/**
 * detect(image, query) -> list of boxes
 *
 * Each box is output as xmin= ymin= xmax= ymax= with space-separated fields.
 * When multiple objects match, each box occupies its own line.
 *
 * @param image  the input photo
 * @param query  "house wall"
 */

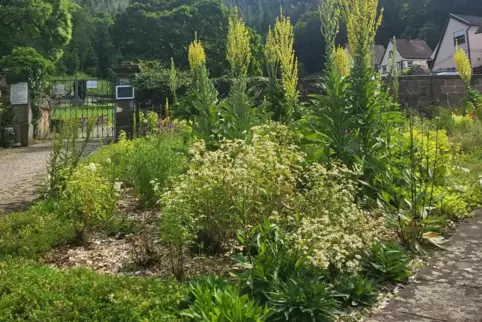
xmin=432 ymin=18 xmax=470 ymax=72
xmin=468 ymin=26 xmax=482 ymax=69
xmin=379 ymin=41 xmax=429 ymax=75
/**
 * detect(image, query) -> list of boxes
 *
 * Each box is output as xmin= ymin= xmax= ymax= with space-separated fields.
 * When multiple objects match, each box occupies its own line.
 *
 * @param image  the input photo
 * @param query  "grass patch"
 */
xmin=52 ymin=106 xmax=114 ymax=121
xmin=0 ymin=202 xmax=74 ymax=259
xmin=0 ymin=258 xmax=185 ymax=321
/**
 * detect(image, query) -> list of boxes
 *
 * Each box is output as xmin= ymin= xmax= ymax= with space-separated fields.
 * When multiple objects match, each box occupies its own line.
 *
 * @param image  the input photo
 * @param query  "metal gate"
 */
xmin=50 ymin=78 xmax=115 ymax=139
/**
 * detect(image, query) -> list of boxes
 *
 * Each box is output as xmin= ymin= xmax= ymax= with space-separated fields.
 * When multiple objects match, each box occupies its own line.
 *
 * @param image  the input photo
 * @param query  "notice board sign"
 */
xmin=87 ymin=80 xmax=98 ymax=89
xmin=10 ymin=82 xmax=28 ymax=105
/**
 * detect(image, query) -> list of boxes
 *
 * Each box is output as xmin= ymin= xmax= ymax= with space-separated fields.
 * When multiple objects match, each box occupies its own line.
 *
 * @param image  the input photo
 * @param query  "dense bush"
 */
xmin=287 ymin=163 xmax=384 ymax=272
xmin=160 ymin=123 xmax=304 ymax=252
xmin=161 ymin=123 xmax=383 ymax=276
xmin=0 ymin=202 xmax=74 ymax=259
xmin=63 ymin=162 xmax=120 ymax=244
xmin=89 ymin=130 xmax=188 ymax=206
xmin=0 ymin=258 xmax=185 ymax=321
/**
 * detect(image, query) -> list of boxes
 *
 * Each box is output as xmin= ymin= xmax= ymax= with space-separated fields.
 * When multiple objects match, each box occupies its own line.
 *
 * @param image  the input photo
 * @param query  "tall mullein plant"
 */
xmin=387 ymin=37 xmax=399 ymax=103
xmin=264 ymin=9 xmax=299 ymax=123
xmin=340 ymin=0 xmax=401 ymax=178
xmin=188 ymin=35 xmax=221 ymax=146
xmin=454 ymin=45 xmax=482 ymax=116
xmin=299 ymin=0 xmax=356 ymax=163
xmin=223 ymin=8 xmax=260 ymax=140
xmin=169 ymin=57 xmax=178 ymax=109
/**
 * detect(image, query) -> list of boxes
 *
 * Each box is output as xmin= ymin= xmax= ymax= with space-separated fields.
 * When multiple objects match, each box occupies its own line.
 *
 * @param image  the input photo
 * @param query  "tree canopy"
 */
xmin=3 ymin=0 xmax=482 ymax=79
xmin=0 ymin=0 xmax=72 ymax=60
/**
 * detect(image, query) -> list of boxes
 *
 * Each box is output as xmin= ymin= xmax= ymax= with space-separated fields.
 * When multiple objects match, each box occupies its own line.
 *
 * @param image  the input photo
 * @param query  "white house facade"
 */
xmin=432 ymin=14 xmax=482 ymax=73
xmin=379 ymin=39 xmax=433 ymax=76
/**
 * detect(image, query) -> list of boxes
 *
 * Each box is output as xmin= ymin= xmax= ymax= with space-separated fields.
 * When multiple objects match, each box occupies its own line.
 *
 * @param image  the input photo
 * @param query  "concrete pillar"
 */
xmin=9 ymin=82 xmax=33 ymax=146
xmin=111 ymin=62 xmax=139 ymax=140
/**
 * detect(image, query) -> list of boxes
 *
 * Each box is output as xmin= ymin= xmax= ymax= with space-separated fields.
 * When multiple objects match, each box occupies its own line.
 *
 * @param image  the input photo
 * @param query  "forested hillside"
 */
xmin=2 ymin=0 xmax=482 ymax=81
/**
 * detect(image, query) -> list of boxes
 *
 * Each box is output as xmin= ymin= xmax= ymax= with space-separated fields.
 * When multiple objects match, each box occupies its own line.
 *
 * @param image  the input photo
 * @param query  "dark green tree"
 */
xmin=0 ymin=0 xmax=72 ymax=60
xmin=112 ymin=0 xmax=230 ymax=76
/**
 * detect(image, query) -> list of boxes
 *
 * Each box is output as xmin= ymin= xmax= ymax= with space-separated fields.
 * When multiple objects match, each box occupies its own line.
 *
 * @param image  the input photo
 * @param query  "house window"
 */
xmin=407 ymin=61 xmax=413 ymax=68
xmin=382 ymin=66 xmax=387 ymax=74
xmin=397 ymin=61 xmax=403 ymax=70
xmin=454 ymin=30 xmax=466 ymax=46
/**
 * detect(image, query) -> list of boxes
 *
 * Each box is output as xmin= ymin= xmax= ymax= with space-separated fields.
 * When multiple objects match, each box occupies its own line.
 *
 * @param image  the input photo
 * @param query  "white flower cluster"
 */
xmin=160 ymin=123 xmax=384 ymax=272
xmin=288 ymin=163 xmax=384 ymax=272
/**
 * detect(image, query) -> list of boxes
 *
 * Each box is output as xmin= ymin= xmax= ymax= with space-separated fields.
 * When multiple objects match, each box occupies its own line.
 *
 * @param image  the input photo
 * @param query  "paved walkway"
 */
xmin=0 ymin=140 xmax=103 ymax=215
xmin=369 ymin=209 xmax=482 ymax=322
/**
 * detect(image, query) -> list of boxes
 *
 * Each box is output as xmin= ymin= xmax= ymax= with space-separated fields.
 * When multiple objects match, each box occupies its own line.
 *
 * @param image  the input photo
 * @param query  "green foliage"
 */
xmin=63 ymin=163 xmax=120 ymax=244
xmin=1 ymin=46 xmax=55 ymax=126
xmin=134 ymin=60 xmax=191 ymax=107
xmin=47 ymin=114 xmax=95 ymax=198
xmin=89 ymin=131 xmax=188 ymax=206
xmin=190 ymin=65 xmax=223 ymax=145
xmin=161 ymin=124 xmax=383 ymax=276
xmin=0 ymin=258 xmax=185 ymax=321
xmin=56 ymin=7 xmax=117 ymax=78
xmin=160 ymin=123 xmax=304 ymax=257
xmin=112 ymin=0 xmax=230 ymax=77
xmin=372 ymin=118 xmax=452 ymax=251
xmin=182 ymin=278 xmax=271 ymax=321
xmin=0 ymin=202 xmax=74 ymax=259
xmin=362 ymin=242 xmax=411 ymax=283
xmin=334 ymin=275 xmax=378 ymax=308
xmin=1 ymin=47 xmax=54 ymax=84
xmin=234 ymin=221 xmax=339 ymax=322
xmin=0 ymin=0 xmax=72 ymax=60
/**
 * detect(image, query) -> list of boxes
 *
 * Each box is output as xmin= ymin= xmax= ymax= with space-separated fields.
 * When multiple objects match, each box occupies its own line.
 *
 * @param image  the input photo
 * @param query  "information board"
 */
xmin=87 ymin=80 xmax=98 ymax=89
xmin=10 ymin=82 xmax=28 ymax=105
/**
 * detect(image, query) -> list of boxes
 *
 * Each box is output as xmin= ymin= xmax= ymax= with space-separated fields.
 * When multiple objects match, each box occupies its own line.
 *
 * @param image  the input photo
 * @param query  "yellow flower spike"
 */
xmin=454 ymin=45 xmax=472 ymax=86
xmin=188 ymin=33 xmax=206 ymax=72
xmin=333 ymin=46 xmax=350 ymax=77
xmin=227 ymin=8 xmax=251 ymax=78
xmin=339 ymin=0 xmax=383 ymax=68
xmin=265 ymin=7 xmax=299 ymax=120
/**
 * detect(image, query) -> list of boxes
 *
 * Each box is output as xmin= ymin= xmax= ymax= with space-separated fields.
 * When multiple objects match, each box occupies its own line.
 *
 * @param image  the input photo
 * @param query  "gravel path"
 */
xmin=0 ymin=140 xmax=103 ymax=215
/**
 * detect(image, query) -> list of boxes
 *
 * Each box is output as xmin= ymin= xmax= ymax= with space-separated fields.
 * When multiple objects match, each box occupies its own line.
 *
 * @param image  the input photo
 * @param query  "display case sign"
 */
xmin=54 ymin=84 xmax=65 ymax=95
xmin=10 ymin=82 xmax=28 ymax=105
xmin=87 ymin=80 xmax=98 ymax=89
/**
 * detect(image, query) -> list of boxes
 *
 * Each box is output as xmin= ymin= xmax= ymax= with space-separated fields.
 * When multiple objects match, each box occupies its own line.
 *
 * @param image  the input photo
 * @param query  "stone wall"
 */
xmin=398 ymin=75 xmax=482 ymax=109
xmin=298 ymin=75 xmax=482 ymax=110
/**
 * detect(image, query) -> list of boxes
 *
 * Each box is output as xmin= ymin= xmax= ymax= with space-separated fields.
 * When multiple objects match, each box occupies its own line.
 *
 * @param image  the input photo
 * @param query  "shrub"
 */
xmin=334 ymin=275 xmax=378 ymax=308
xmin=234 ymin=221 xmax=338 ymax=322
xmin=160 ymin=123 xmax=304 ymax=257
xmin=0 ymin=258 xmax=185 ymax=321
xmin=161 ymin=123 xmax=383 ymax=276
xmin=286 ymin=163 xmax=384 ymax=272
xmin=0 ymin=202 xmax=74 ymax=259
xmin=89 ymin=131 xmax=188 ymax=206
xmin=63 ymin=163 xmax=120 ymax=244
xmin=403 ymin=126 xmax=452 ymax=183
xmin=362 ymin=242 xmax=411 ymax=283
xmin=48 ymin=115 xmax=95 ymax=198
xmin=182 ymin=278 xmax=270 ymax=322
